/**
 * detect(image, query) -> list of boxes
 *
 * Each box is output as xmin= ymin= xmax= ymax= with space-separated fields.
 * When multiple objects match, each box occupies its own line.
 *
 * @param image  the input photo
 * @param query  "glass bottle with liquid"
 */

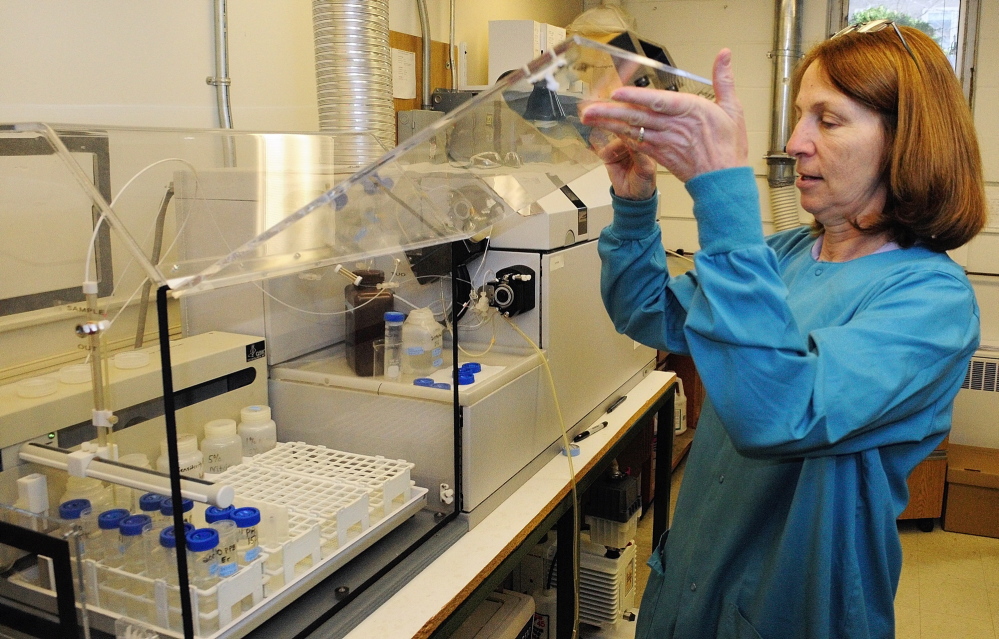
xmin=345 ymin=270 xmax=394 ymax=377
xmin=232 ymin=507 xmax=261 ymax=565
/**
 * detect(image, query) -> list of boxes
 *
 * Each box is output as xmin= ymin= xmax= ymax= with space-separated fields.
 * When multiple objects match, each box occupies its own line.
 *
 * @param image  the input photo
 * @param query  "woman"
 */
xmin=579 ymin=22 xmax=986 ymax=639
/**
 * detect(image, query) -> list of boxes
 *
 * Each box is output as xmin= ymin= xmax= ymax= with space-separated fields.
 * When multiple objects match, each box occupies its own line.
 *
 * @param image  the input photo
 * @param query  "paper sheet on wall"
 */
xmin=392 ymin=48 xmax=416 ymax=100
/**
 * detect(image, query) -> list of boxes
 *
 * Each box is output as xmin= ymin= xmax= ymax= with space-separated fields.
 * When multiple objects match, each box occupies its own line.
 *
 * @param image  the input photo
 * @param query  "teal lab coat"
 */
xmin=598 ymin=167 xmax=979 ymax=639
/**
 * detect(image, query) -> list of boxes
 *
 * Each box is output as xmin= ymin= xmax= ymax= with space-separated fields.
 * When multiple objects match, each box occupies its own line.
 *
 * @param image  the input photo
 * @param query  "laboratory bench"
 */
xmin=265 ymin=370 xmax=678 ymax=639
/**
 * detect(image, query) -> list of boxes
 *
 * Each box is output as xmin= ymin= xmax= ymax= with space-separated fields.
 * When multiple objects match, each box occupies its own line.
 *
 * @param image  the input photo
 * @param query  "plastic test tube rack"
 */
xmin=252 ymin=442 xmax=414 ymax=521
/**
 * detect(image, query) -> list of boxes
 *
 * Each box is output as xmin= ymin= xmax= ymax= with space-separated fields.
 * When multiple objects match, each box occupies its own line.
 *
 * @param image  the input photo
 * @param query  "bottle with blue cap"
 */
xmin=160 ymin=497 xmax=195 ymax=525
xmin=186 ymin=527 xmax=221 ymax=589
xmin=232 ymin=507 xmax=261 ymax=565
xmin=113 ymin=514 xmax=153 ymax=618
xmin=58 ymin=498 xmax=97 ymax=552
xmin=402 ymin=307 xmax=444 ymax=376
xmin=93 ymin=508 xmax=130 ymax=561
xmin=138 ymin=493 xmax=165 ymax=526
xmin=383 ymin=311 xmax=405 ymax=381
xmin=144 ymin=524 xmax=192 ymax=632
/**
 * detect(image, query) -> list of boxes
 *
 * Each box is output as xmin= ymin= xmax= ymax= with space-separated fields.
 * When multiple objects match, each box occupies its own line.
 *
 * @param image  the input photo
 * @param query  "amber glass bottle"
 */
xmin=345 ymin=270 xmax=394 ymax=376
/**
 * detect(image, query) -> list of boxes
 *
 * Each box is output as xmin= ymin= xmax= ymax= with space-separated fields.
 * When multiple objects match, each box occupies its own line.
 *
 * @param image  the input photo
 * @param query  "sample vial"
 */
xmin=144 ymin=524 xmax=192 ymax=633
xmin=238 ymin=405 xmax=278 ymax=457
xmin=209 ymin=519 xmax=239 ymax=578
xmin=138 ymin=493 xmax=166 ymax=526
xmin=185 ymin=528 xmax=220 ymax=589
xmin=95 ymin=508 xmax=131 ymax=560
xmin=161 ymin=498 xmax=195 ymax=525
xmin=201 ymin=418 xmax=243 ymax=475
xmin=402 ymin=307 xmax=444 ymax=375
xmin=118 ymin=514 xmax=154 ymax=619
xmin=345 ymin=270 xmax=394 ymax=377
xmin=58 ymin=499 xmax=96 ymax=553
xmin=156 ymin=434 xmax=204 ymax=478
xmin=383 ymin=311 xmax=405 ymax=381
xmin=232 ymin=507 xmax=261 ymax=565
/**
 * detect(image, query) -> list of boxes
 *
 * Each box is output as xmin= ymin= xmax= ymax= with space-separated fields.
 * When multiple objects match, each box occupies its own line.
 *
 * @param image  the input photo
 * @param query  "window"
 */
xmin=830 ymin=0 xmax=981 ymax=100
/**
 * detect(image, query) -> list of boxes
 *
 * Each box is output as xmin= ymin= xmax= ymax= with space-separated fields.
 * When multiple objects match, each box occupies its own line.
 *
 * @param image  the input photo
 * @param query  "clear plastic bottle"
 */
xmin=238 ymin=405 xmax=277 ymax=457
xmin=232 ymin=507 xmax=261 ymax=565
xmin=201 ymin=419 xmax=242 ymax=475
xmin=118 ymin=514 xmax=153 ymax=618
xmin=402 ymin=307 xmax=444 ymax=375
xmin=144 ymin=524 xmax=191 ymax=633
xmin=185 ymin=528 xmax=220 ymax=589
xmin=383 ymin=311 xmax=405 ymax=381
xmin=94 ymin=508 xmax=131 ymax=561
xmin=185 ymin=528 xmax=221 ymax=635
xmin=209 ymin=519 xmax=239 ymax=578
xmin=138 ymin=493 xmax=166 ymax=528
xmin=58 ymin=498 xmax=96 ymax=557
xmin=156 ymin=434 xmax=204 ymax=478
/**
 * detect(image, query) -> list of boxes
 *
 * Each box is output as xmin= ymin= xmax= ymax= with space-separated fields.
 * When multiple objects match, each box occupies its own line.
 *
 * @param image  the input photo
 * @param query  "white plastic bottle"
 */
xmin=238 ymin=405 xmax=277 ymax=457
xmin=156 ymin=434 xmax=204 ymax=478
xmin=402 ymin=307 xmax=444 ymax=376
xmin=60 ymin=476 xmax=114 ymax=514
xmin=201 ymin=419 xmax=243 ymax=475
xmin=383 ymin=312 xmax=405 ymax=381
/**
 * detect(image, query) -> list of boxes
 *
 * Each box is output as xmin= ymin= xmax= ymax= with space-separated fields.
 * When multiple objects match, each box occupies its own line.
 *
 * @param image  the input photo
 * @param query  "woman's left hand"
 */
xmin=580 ymin=49 xmax=749 ymax=183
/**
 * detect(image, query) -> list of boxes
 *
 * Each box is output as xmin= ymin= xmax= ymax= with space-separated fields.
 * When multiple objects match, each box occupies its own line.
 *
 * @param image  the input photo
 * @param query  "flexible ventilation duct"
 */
xmin=313 ymin=0 xmax=395 ymax=160
xmin=766 ymin=0 xmax=803 ymax=232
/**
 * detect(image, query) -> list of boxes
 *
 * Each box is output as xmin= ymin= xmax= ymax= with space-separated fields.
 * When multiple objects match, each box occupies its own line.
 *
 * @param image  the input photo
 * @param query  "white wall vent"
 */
xmin=952 ymin=346 xmax=999 ymax=448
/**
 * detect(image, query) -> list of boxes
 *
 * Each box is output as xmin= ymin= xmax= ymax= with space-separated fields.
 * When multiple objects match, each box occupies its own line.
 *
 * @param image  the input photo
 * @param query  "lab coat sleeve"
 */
xmin=598 ymin=188 xmax=698 ymax=355
xmin=683 ymin=167 xmax=980 ymax=458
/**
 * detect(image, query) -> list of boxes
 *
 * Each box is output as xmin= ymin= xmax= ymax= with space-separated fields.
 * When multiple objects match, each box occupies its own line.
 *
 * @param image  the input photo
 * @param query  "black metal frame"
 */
xmin=0 ymin=519 xmax=81 ymax=638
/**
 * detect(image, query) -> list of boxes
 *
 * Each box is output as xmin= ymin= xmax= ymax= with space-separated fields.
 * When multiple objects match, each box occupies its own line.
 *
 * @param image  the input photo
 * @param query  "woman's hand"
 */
xmin=580 ymin=49 xmax=748 ymax=184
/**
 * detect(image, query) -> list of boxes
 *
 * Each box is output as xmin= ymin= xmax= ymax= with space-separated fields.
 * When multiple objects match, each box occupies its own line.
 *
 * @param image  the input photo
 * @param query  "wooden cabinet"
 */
xmin=898 ymin=437 xmax=948 ymax=530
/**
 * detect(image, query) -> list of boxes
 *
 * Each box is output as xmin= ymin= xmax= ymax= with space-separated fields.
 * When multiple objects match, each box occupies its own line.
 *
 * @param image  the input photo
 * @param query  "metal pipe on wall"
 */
xmin=766 ymin=0 xmax=804 ymax=232
xmin=210 ymin=0 xmax=234 ymax=130
xmin=417 ymin=0 xmax=433 ymax=110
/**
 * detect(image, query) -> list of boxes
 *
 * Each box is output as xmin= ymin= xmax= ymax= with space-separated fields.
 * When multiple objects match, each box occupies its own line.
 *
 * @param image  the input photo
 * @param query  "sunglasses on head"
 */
xmin=832 ymin=19 xmax=918 ymax=65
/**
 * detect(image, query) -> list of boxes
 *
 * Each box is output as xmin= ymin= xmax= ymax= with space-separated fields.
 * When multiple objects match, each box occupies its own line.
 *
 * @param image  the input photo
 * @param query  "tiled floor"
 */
xmin=634 ymin=457 xmax=999 ymax=638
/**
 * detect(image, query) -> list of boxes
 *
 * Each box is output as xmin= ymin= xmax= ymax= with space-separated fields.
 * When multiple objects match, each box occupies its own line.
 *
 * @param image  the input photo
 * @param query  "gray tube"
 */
xmin=766 ymin=0 xmax=803 ymax=232
xmin=417 ymin=0 xmax=433 ymax=109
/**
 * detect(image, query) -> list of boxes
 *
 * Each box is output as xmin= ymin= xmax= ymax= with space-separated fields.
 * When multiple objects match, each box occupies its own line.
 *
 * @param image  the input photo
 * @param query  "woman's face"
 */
xmin=786 ymin=62 xmax=888 ymax=227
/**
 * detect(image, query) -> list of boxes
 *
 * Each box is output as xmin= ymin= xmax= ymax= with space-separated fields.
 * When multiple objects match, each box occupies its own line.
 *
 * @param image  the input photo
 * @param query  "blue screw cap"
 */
xmin=185 ymin=527 xmax=219 ymax=552
xmin=432 ymin=382 xmax=451 ymax=390
xmin=384 ymin=311 xmax=405 ymax=322
xmin=413 ymin=378 xmax=435 ymax=387
xmin=119 ymin=514 xmax=152 ymax=537
xmin=458 ymin=371 xmax=475 ymax=385
xmin=159 ymin=523 xmax=195 ymax=548
xmin=231 ymin=507 xmax=261 ymax=528
xmin=138 ymin=493 xmax=165 ymax=513
xmin=98 ymin=508 xmax=131 ymax=530
xmin=205 ymin=505 xmax=235 ymax=523
xmin=460 ymin=362 xmax=482 ymax=373
xmin=59 ymin=499 xmax=92 ymax=520
xmin=161 ymin=497 xmax=194 ymax=516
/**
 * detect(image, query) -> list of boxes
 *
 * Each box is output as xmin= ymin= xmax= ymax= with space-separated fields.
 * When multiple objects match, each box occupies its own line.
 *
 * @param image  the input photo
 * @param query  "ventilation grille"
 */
xmin=962 ymin=357 xmax=999 ymax=392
